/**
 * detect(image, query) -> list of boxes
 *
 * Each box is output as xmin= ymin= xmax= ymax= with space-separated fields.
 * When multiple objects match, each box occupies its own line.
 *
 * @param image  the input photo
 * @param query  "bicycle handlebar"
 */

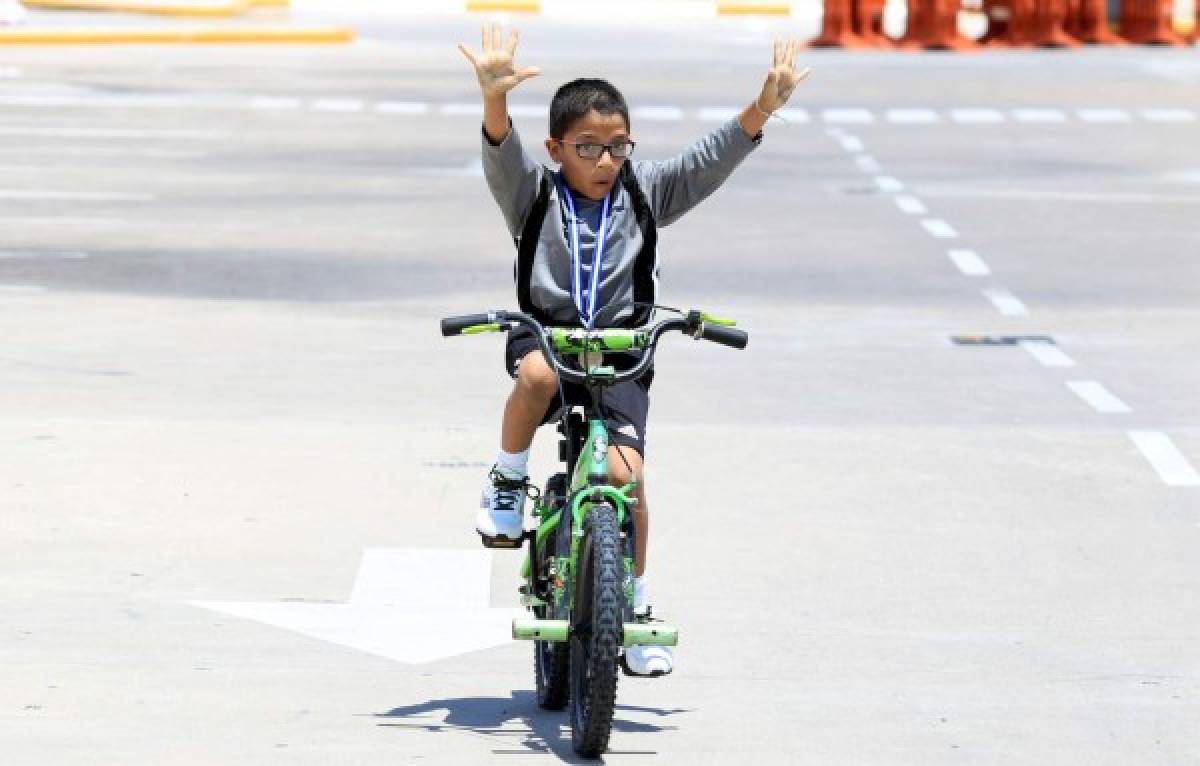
xmin=440 ymin=309 xmax=747 ymax=385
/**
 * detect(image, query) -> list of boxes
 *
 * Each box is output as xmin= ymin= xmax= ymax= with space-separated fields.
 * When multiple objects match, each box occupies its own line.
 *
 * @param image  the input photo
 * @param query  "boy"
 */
xmin=458 ymin=24 xmax=809 ymax=676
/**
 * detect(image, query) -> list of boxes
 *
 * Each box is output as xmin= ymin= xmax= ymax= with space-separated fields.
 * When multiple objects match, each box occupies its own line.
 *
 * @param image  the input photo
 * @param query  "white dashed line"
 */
xmin=374 ymin=101 xmax=430 ymax=115
xmin=0 ymin=126 xmax=226 ymax=140
xmin=698 ymin=107 xmax=740 ymax=122
xmin=823 ymin=108 xmax=875 ymax=124
xmin=1078 ymin=108 xmax=1132 ymax=123
xmin=508 ymin=104 xmax=549 ymax=118
xmin=633 ymin=106 xmax=684 ymax=121
xmin=1066 ymin=381 xmax=1132 ymax=414
xmin=0 ymin=216 xmax=130 ymax=226
xmin=855 ymin=155 xmax=882 ymax=173
xmin=1019 ymin=340 xmax=1075 ymax=367
xmin=950 ymin=108 xmax=1006 ymax=124
xmin=874 ymin=175 xmax=904 ymax=193
xmin=776 ymin=108 xmax=811 ymax=123
xmin=947 ymin=249 xmax=990 ymax=276
xmin=982 ymin=287 xmax=1029 ymax=316
xmin=1013 ymin=108 xmax=1068 ymax=123
xmin=886 ymin=108 xmax=940 ymax=124
xmin=0 ymin=67 xmax=24 ymax=78
xmin=248 ymin=96 xmax=301 ymax=110
xmin=439 ymin=102 xmax=482 ymax=116
xmin=311 ymin=99 xmax=365 ymax=113
xmin=1140 ymin=108 xmax=1197 ymax=123
xmin=0 ymin=284 xmax=48 ymax=294
xmin=921 ymin=218 xmax=958 ymax=239
xmin=838 ymin=135 xmax=865 ymax=153
xmin=894 ymin=194 xmax=928 ymax=215
xmin=0 ymin=190 xmax=154 ymax=202
xmin=1127 ymin=431 xmax=1200 ymax=487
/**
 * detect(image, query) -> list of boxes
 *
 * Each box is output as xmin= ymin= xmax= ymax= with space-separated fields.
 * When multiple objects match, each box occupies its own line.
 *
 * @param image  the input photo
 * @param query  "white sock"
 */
xmin=634 ymin=575 xmax=649 ymax=611
xmin=495 ymin=447 xmax=529 ymax=479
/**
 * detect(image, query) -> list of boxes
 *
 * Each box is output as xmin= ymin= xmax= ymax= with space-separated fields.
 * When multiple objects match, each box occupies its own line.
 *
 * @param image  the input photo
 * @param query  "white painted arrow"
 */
xmin=189 ymin=548 xmax=524 ymax=665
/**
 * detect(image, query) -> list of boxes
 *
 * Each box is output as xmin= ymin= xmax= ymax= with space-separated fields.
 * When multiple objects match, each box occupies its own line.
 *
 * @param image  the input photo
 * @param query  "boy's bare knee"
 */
xmin=515 ymin=352 xmax=558 ymax=401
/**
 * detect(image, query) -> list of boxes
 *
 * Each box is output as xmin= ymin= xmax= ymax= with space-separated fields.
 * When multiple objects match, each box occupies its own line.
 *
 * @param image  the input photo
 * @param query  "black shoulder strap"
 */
xmin=514 ymin=172 xmax=555 ymax=324
xmin=620 ymin=163 xmax=659 ymax=328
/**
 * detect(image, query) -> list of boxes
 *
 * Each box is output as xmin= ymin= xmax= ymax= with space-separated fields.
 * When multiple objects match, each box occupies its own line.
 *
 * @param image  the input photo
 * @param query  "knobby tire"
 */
xmin=569 ymin=503 xmax=622 ymax=758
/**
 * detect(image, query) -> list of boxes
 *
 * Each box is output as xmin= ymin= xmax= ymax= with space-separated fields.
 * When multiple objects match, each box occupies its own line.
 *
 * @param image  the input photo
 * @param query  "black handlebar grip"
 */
xmin=441 ymin=313 xmax=493 ymax=336
xmin=699 ymin=323 xmax=749 ymax=350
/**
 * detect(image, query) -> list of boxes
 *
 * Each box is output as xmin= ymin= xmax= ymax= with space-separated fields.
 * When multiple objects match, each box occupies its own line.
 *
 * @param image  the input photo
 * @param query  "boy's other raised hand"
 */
xmin=458 ymin=24 xmax=541 ymax=98
xmin=757 ymin=39 xmax=811 ymax=113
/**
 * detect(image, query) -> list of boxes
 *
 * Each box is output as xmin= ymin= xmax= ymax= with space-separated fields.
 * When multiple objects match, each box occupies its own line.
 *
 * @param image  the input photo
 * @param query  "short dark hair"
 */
xmin=548 ymin=78 xmax=630 ymax=139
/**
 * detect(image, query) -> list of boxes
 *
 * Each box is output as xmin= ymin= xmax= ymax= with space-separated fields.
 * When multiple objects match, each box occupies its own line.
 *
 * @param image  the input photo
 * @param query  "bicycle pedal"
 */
xmin=478 ymin=533 xmax=524 ymax=549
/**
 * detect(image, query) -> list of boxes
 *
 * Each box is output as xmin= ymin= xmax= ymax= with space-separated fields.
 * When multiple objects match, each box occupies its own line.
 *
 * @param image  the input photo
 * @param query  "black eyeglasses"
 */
xmin=559 ymin=139 xmax=636 ymax=160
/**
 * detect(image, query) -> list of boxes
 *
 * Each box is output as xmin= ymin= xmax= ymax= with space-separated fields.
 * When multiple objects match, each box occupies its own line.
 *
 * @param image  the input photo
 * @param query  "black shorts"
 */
xmin=505 ymin=326 xmax=653 ymax=456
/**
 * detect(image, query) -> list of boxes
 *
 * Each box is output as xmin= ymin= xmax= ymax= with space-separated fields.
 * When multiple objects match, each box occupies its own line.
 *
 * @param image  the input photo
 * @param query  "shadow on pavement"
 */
xmin=374 ymin=690 xmax=691 ymax=761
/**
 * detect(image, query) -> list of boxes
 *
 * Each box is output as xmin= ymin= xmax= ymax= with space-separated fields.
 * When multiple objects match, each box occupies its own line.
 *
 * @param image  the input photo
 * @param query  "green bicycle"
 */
xmin=440 ymin=307 xmax=747 ymax=758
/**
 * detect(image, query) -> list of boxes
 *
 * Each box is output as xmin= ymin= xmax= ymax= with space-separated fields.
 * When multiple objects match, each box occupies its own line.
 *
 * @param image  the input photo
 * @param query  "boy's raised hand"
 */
xmin=757 ymin=39 xmax=811 ymax=113
xmin=458 ymin=24 xmax=541 ymax=98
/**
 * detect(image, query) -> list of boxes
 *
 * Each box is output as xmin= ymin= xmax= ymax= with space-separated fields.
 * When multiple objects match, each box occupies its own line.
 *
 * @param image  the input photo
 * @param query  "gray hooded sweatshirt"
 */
xmin=482 ymin=116 xmax=760 ymax=328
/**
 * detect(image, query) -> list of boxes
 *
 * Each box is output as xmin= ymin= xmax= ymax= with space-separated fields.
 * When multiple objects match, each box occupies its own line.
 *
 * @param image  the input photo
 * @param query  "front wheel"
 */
xmin=569 ymin=503 xmax=622 ymax=758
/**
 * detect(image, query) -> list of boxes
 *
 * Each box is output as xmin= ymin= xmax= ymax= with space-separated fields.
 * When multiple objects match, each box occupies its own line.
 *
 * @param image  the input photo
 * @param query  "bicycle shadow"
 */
xmin=374 ymin=690 xmax=691 ymax=761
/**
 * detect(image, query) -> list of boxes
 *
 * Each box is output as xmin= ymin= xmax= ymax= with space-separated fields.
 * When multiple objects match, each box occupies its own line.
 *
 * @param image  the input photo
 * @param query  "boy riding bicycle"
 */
xmin=458 ymin=24 xmax=809 ymax=676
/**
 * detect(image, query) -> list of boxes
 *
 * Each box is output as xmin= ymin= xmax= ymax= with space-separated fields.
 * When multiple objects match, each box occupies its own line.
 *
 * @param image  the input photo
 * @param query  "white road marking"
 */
xmin=374 ymin=101 xmax=430 ymax=115
xmin=838 ymin=135 xmax=865 ymax=153
xmin=439 ymin=102 xmax=482 ymax=116
xmin=0 ymin=126 xmax=226 ymax=140
xmin=699 ymin=106 xmax=740 ymax=121
xmin=192 ymin=548 xmax=524 ymax=664
xmin=921 ymin=218 xmax=958 ymax=239
xmin=982 ymin=287 xmax=1029 ymax=316
xmin=248 ymin=96 xmax=301 ymax=110
xmin=1127 ymin=432 xmax=1200 ymax=487
xmin=950 ymin=108 xmax=1005 ymax=124
xmin=633 ymin=106 xmax=684 ymax=121
xmin=0 ymin=67 xmax=20 ymax=78
xmin=947 ymin=249 xmax=990 ymax=276
xmin=508 ymin=103 xmax=549 ymax=118
xmin=0 ymin=284 xmax=48 ymax=294
xmin=1013 ymin=108 xmax=1068 ymax=123
xmin=1140 ymin=108 xmax=1197 ymax=123
xmin=823 ymin=108 xmax=874 ymax=124
xmin=0 ymin=190 xmax=154 ymax=202
xmin=1019 ymin=340 xmax=1075 ymax=367
xmin=311 ymin=98 xmax=365 ymax=113
xmin=915 ymin=186 xmax=1200 ymax=205
xmin=1066 ymin=381 xmax=1132 ymax=414
xmin=776 ymin=108 xmax=810 ymax=123
xmin=0 ymin=216 xmax=129 ymax=226
xmin=886 ymin=108 xmax=939 ymax=124
xmin=856 ymin=155 xmax=882 ymax=173
xmin=874 ymin=175 xmax=904 ymax=193
xmin=894 ymin=194 xmax=928 ymax=215
xmin=0 ymin=145 xmax=204 ymax=159
xmin=1077 ymin=108 xmax=1132 ymax=123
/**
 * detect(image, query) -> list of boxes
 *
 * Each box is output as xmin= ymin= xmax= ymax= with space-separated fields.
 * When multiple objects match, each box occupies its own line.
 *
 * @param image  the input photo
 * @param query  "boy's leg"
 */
xmin=501 ymin=349 xmax=559 ymax=452
xmin=607 ymin=444 xmax=647 ymax=577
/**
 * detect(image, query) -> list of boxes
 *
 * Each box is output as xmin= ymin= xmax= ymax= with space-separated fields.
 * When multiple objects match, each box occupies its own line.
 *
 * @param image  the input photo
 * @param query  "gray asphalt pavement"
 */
xmin=2 ymin=17 xmax=1198 ymax=764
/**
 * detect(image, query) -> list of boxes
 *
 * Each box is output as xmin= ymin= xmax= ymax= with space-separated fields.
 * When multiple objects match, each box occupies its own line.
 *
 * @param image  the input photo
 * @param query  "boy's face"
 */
xmin=545 ymin=109 xmax=631 ymax=202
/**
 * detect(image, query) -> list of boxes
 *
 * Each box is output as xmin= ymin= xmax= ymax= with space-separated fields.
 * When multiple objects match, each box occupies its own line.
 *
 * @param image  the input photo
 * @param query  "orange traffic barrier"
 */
xmin=1065 ymin=0 xmax=1124 ymax=44
xmin=1119 ymin=0 xmax=1188 ymax=45
xmin=900 ymin=0 xmax=977 ymax=51
xmin=853 ymin=0 xmax=894 ymax=47
xmin=1025 ymin=0 xmax=1079 ymax=47
xmin=810 ymin=0 xmax=871 ymax=48
xmin=979 ymin=0 xmax=1019 ymax=45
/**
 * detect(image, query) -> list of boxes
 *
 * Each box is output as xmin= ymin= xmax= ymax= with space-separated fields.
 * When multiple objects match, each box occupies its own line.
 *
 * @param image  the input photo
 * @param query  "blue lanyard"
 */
xmin=557 ymin=174 xmax=612 ymax=329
